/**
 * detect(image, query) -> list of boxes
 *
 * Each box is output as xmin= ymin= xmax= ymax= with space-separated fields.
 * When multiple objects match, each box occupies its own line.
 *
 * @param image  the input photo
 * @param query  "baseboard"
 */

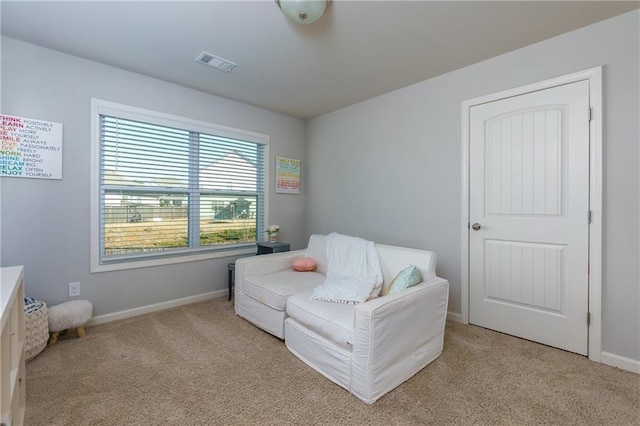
xmin=443 ymin=312 xmax=638 ymax=374
xmin=600 ymin=351 xmax=640 ymax=374
xmin=85 ymin=290 xmax=226 ymax=327
xmin=447 ymin=311 xmax=463 ymax=323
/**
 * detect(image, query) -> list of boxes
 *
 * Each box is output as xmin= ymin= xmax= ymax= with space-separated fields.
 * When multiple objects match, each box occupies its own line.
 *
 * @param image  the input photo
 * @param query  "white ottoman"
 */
xmin=48 ymin=300 xmax=93 ymax=344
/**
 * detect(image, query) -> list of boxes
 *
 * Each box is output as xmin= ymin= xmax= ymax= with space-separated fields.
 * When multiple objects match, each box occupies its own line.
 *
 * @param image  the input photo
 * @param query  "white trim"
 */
xmin=92 ymin=247 xmax=256 ymax=273
xmin=460 ymin=67 xmax=603 ymax=362
xmin=587 ymin=67 xmax=603 ymax=362
xmin=600 ymin=352 xmax=640 ymax=374
xmin=93 ymin=99 xmax=269 ymax=145
xmin=85 ymin=290 xmax=225 ymax=327
xmin=90 ymin=99 xmax=101 ymax=273
xmin=447 ymin=311 xmax=463 ymax=323
xmin=460 ymin=92 xmax=471 ymax=325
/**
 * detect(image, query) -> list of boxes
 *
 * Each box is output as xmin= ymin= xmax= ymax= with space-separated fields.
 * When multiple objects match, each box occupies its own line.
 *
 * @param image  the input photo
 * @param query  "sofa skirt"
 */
xmin=285 ymin=318 xmax=352 ymax=392
xmin=235 ymin=292 xmax=287 ymax=339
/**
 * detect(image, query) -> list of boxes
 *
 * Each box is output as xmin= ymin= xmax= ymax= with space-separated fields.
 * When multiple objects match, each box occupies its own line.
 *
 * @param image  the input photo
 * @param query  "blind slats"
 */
xmin=99 ymin=114 xmax=265 ymax=263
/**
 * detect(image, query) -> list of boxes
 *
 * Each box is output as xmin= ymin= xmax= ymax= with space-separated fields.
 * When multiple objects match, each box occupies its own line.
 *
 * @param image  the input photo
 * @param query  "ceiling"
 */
xmin=1 ymin=1 xmax=637 ymax=119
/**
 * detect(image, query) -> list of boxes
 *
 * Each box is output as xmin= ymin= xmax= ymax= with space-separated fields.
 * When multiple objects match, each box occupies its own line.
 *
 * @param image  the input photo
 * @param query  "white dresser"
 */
xmin=1 ymin=266 xmax=26 ymax=426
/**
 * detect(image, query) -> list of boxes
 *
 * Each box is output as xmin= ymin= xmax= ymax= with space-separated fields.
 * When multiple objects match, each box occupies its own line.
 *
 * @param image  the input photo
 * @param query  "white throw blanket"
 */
xmin=311 ymin=233 xmax=383 ymax=304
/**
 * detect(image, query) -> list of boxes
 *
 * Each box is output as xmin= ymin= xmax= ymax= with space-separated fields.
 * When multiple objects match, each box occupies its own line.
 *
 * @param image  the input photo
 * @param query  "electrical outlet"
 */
xmin=68 ymin=282 xmax=80 ymax=297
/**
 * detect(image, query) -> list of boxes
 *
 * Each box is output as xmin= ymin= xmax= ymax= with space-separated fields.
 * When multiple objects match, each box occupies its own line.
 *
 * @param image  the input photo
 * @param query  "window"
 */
xmin=91 ymin=100 xmax=268 ymax=272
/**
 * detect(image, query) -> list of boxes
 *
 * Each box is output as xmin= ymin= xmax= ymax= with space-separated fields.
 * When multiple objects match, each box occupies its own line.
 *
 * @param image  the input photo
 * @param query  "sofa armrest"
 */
xmin=350 ymin=277 xmax=449 ymax=401
xmin=235 ymin=249 xmax=306 ymax=293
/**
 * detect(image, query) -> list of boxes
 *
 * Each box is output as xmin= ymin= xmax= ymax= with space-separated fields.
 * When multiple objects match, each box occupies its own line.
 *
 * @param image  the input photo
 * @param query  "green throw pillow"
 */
xmin=385 ymin=265 xmax=422 ymax=296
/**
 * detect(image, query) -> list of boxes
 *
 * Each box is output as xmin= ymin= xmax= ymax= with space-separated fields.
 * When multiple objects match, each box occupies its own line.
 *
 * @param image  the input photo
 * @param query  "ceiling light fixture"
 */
xmin=276 ymin=0 xmax=327 ymax=25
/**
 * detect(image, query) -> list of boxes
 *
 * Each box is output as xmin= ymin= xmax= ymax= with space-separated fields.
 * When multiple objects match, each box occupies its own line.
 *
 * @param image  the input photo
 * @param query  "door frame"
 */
xmin=460 ymin=67 xmax=602 ymax=361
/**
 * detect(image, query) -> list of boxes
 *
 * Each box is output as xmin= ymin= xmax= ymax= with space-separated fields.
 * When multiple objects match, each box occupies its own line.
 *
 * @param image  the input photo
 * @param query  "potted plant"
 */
xmin=266 ymin=225 xmax=280 ymax=242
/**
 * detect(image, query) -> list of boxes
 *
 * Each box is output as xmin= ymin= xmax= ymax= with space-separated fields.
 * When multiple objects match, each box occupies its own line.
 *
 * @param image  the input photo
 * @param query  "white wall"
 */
xmin=306 ymin=11 xmax=639 ymax=362
xmin=0 ymin=37 xmax=307 ymax=316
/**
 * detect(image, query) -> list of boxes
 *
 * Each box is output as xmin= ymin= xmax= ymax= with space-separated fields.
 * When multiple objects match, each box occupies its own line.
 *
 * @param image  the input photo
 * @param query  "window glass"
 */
xmin=93 ymin=102 xmax=267 ymax=271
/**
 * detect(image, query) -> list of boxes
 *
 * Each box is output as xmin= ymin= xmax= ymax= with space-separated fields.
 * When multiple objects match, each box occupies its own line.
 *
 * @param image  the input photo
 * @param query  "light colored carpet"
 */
xmin=25 ymin=297 xmax=639 ymax=425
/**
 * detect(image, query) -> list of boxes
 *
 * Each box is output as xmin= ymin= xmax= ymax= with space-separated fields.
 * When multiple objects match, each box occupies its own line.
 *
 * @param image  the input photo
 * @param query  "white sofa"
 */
xmin=234 ymin=234 xmax=449 ymax=403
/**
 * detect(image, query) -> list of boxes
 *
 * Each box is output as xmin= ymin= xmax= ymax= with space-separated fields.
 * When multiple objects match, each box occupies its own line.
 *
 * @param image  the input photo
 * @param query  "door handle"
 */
xmin=472 ymin=223 xmax=481 ymax=231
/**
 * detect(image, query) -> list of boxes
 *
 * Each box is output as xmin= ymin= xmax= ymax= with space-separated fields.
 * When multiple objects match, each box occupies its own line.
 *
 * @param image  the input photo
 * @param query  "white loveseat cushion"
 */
xmin=305 ymin=234 xmax=328 ymax=275
xmin=244 ymin=271 xmax=325 ymax=311
xmin=286 ymin=290 xmax=355 ymax=350
xmin=376 ymin=245 xmax=437 ymax=295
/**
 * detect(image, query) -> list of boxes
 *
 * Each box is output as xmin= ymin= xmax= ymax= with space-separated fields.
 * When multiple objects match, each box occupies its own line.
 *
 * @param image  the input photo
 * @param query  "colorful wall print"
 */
xmin=275 ymin=156 xmax=300 ymax=194
xmin=0 ymin=114 xmax=63 ymax=179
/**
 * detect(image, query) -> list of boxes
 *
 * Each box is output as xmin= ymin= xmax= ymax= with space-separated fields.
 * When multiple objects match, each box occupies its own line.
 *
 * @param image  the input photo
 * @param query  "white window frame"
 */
xmin=90 ymin=99 xmax=269 ymax=273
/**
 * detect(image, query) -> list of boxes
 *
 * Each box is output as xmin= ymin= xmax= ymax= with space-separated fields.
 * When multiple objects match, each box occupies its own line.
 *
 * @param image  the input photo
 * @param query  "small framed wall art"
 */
xmin=275 ymin=156 xmax=300 ymax=194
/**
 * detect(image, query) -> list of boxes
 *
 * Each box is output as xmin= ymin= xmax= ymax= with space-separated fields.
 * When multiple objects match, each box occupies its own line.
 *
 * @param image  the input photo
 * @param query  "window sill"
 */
xmin=90 ymin=246 xmax=257 ymax=273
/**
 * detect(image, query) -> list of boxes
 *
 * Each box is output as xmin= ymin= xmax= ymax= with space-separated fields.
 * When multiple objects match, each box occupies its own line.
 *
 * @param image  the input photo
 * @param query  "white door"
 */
xmin=469 ymin=80 xmax=590 ymax=355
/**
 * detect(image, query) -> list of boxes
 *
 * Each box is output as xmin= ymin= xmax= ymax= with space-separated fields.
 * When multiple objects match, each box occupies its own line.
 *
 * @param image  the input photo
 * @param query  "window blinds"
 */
xmin=99 ymin=115 xmax=265 ymax=263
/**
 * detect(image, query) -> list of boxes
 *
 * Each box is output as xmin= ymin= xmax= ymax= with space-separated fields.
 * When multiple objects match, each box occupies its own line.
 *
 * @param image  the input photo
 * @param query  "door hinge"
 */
xmin=588 ymin=107 xmax=593 ymax=122
xmin=587 ymin=312 xmax=591 ymax=326
xmin=588 ymin=210 xmax=592 ymax=224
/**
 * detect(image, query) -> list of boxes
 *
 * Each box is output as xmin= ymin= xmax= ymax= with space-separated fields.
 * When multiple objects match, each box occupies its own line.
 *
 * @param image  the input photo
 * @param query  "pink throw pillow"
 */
xmin=292 ymin=257 xmax=317 ymax=272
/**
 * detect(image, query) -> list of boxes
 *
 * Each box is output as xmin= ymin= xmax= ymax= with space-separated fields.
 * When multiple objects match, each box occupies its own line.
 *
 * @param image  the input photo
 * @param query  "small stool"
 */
xmin=48 ymin=300 xmax=93 ymax=344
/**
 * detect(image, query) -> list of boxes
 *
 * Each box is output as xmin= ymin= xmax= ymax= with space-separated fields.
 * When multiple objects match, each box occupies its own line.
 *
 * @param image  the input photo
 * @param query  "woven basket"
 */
xmin=25 ymin=302 xmax=49 ymax=362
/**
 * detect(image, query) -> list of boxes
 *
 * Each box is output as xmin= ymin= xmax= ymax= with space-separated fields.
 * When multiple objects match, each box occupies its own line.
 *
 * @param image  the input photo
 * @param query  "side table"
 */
xmin=227 ymin=263 xmax=235 ymax=301
xmin=227 ymin=241 xmax=291 ymax=301
xmin=256 ymin=241 xmax=291 ymax=255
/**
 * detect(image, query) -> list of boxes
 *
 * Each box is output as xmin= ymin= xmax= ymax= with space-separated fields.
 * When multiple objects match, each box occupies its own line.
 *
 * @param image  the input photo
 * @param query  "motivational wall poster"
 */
xmin=1 ymin=114 xmax=63 ymax=180
xmin=275 ymin=156 xmax=300 ymax=194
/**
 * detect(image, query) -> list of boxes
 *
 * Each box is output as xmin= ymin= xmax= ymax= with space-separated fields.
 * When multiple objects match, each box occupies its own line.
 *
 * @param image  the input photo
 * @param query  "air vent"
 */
xmin=195 ymin=51 xmax=237 ymax=73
